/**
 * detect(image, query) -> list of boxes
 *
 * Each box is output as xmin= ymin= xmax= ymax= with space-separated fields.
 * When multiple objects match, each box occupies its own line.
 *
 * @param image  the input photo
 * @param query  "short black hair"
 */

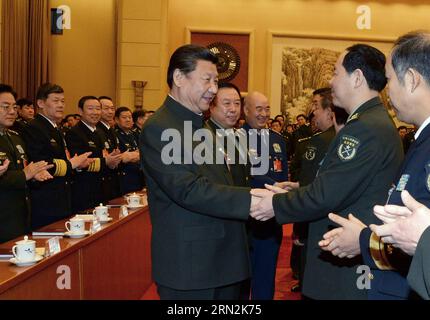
xmin=271 ymin=119 xmax=281 ymax=126
xmin=274 ymin=114 xmax=285 ymax=121
xmin=115 ymin=106 xmax=132 ymax=118
xmin=343 ymin=44 xmax=387 ymax=92
xmin=296 ymin=114 xmax=307 ymax=121
xmin=167 ymin=44 xmax=218 ymax=89
xmin=16 ymin=98 xmax=33 ymax=108
xmin=391 ymin=31 xmax=430 ymax=85
xmin=65 ymin=114 xmax=75 ymax=121
xmin=99 ymin=96 xmax=113 ymax=102
xmin=213 ymin=82 xmax=242 ymax=106
xmin=0 ymin=84 xmax=17 ymax=99
xmin=397 ymin=125 xmax=407 ymax=131
xmin=78 ymin=96 xmax=99 ymax=109
xmin=36 ymin=83 xmax=64 ymax=101
xmin=331 ymin=106 xmax=349 ymax=126
xmin=313 ymin=87 xmax=333 ymax=110
xmin=132 ymin=110 xmax=146 ymax=123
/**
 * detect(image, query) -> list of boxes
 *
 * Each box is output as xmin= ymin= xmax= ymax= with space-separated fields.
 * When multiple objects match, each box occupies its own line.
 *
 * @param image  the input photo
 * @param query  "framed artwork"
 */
xmin=186 ymin=27 xmax=254 ymax=94
xmin=266 ymin=32 xmax=398 ymax=124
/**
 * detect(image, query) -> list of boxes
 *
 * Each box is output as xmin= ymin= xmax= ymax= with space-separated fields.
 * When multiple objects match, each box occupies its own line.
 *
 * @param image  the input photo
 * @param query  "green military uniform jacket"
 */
xmin=140 ymin=96 xmax=251 ymax=290
xmin=290 ymin=126 xmax=336 ymax=186
xmin=408 ymin=227 xmax=430 ymax=299
xmin=272 ymin=97 xmax=403 ymax=299
xmin=0 ymin=129 xmax=30 ymax=243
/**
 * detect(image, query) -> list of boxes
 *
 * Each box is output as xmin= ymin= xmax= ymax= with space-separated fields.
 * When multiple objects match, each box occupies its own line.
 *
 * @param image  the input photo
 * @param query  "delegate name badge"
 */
xmin=396 ymin=174 xmax=410 ymax=192
xmin=337 ymin=135 xmax=360 ymax=161
xmin=273 ymin=157 xmax=283 ymax=172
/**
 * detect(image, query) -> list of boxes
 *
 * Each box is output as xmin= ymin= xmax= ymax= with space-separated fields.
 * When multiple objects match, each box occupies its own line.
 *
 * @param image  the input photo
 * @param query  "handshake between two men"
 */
xmin=250 ymin=183 xmax=430 ymax=259
xmin=249 ymin=181 xmax=298 ymax=221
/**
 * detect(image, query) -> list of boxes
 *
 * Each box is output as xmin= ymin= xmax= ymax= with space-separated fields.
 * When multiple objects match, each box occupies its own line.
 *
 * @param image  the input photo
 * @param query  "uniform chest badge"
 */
xmin=425 ymin=163 xmax=430 ymax=193
xmin=337 ymin=135 xmax=360 ymax=161
xmin=304 ymin=146 xmax=316 ymax=161
xmin=16 ymin=145 xmax=25 ymax=154
xmin=273 ymin=143 xmax=282 ymax=153
xmin=396 ymin=174 xmax=410 ymax=191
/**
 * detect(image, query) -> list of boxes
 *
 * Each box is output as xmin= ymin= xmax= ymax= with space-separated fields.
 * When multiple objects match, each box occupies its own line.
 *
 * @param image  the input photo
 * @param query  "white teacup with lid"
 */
xmin=12 ymin=236 xmax=36 ymax=262
xmin=93 ymin=203 xmax=109 ymax=221
xmin=126 ymin=193 xmax=141 ymax=207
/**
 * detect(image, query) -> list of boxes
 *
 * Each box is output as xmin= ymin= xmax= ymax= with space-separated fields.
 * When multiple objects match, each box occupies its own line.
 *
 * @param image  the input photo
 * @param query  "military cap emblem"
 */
xmin=304 ymin=146 xmax=316 ymax=161
xmin=337 ymin=135 xmax=360 ymax=161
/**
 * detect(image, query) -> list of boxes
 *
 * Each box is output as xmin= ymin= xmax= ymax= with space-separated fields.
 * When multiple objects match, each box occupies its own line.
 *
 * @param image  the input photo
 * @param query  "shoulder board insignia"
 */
xmin=312 ymin=131 xmax=323 ymax=137
xmin=270 ymin=129 xmax=283 ymax=137
xmin=346 ymin=113 xmax=360 ymax=124
xmin=7 ymin=129 xmax=19 ymax=135
xmin=298 ymin=136 xmax=311 ymax=143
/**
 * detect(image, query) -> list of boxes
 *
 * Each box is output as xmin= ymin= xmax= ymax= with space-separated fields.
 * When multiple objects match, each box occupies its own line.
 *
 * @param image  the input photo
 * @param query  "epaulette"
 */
xmin=346 ymin=113 xmax=360 ymax=124
xmin=298 ymin=136 xmax=311 ymax=143
xmin=7 ymin=129 xmax=19 ymax=136
xmin=312 ymin=131 xmax=323 ymax=137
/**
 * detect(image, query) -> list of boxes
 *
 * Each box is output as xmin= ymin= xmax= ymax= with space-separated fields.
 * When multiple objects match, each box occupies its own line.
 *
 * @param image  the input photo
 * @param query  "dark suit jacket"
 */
xmin=21 ymin=114 xmax=73 ymax=229
xmin=96 ymin=122 xmax=121 ymax=201
xmin=0 ymin=130 xmax=30 ymax=243
xmin=65 ymin=121 xmax=106 ymax=212
xmin=408 ymin=227 xmax=430 ymax=300
xmin=140 ymin=96 xmax=251 ymax=290
xmin=360 ymin=122 xmax=430 ymax=299
xmin=272 ymin=97 xmax=403 ymax=299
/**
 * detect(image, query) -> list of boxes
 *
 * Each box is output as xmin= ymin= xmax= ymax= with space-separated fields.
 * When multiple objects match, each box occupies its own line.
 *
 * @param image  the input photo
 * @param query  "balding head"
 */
xmin=243 ymin=91 xmax=270 ymax=129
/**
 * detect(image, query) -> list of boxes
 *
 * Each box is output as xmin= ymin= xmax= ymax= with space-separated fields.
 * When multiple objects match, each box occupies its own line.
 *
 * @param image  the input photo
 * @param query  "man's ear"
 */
xmin=173 ymin=69 xmax=185 ymax=88
xmin=405 ymin=68 xmax=421 ymax=94
xmin=352 ymin=69 xmax=365 ymax=88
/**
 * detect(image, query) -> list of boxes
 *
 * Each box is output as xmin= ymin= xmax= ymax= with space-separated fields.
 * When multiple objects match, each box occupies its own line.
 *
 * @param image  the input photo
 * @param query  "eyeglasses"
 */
xmin=0 ymin=104 xmax=18 ymax=112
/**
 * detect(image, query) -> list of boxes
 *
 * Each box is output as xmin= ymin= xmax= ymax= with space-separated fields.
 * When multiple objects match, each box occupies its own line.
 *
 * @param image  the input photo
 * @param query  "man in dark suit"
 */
xmin=0 ymin=84 xmax=53 ymax=243
xmin=319 ymin=31 xmax=430 ymax=300
xmin=251 ymin=44 xmax=403 ymax=299
xmin=21 ymin=83 xmax=92 ymax=229
xmin=140 ymin=45 xmax=254 ymax=300
xmin=97 ymin=96 xmax=121 ymax=201
xmin=65 ymin=96 xmax=122 ymax=212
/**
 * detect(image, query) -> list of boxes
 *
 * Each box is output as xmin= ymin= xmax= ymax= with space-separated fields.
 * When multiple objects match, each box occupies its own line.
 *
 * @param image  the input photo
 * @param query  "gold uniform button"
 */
xmin=368 ymin=273 xmax=374 ymax=280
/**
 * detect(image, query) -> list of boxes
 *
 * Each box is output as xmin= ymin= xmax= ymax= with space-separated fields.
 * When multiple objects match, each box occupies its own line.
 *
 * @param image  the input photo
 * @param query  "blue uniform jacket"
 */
xmin=360 ymin=122 xmax=430 ymax=299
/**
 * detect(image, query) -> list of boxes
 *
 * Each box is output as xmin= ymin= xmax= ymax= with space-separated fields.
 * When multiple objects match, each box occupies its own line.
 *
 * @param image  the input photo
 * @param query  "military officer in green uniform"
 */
xmin=21 ymin=83 xmax=93 ymax=229
xmin=288 ymin=87 xmax=336 ymax=291
xmin=0 ymin=84 xmax=53 ymax=243
xmin=140 ymin=45 xmax=254 ymax=300
xmin=250 ymin=44 xmax=403 ymax=299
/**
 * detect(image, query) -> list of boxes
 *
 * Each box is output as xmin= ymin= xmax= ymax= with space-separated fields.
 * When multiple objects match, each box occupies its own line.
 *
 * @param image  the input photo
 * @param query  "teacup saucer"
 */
xmin=10 ymin=254 xmax=44 ymax=267
xmin=127 ymin=204 xmax=145 ymax=209
xmin=64 ymin=230 xmax=90 ymax=238
xmin=99 ymin=217 xmax=113 ymax=224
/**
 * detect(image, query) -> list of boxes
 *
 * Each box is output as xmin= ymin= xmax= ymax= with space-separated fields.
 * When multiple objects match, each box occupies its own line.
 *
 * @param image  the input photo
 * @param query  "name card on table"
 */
xmin=46 ymin=237 xmax=61 ymax=256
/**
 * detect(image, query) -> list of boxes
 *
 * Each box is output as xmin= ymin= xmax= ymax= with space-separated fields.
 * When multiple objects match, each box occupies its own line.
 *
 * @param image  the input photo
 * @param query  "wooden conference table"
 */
xmin=0 ymin=196 xmax=152 ymax=300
